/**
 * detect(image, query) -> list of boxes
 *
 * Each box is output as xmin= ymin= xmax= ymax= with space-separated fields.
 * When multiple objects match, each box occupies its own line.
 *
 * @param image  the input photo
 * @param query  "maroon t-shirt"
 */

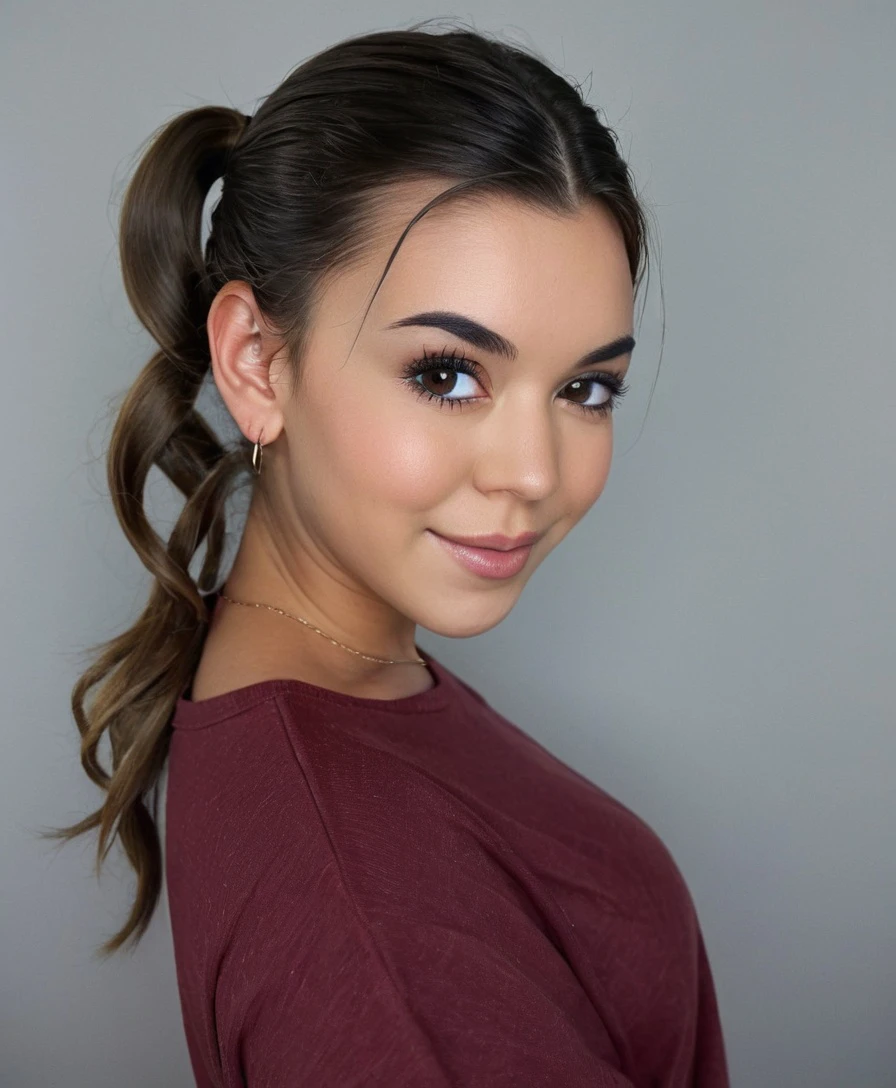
xmin=165 ymin=590 xmax=730 ymax=1087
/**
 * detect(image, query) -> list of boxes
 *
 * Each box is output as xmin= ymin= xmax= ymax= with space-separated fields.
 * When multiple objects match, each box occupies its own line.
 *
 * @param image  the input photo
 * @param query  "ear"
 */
xmin=206 ymin=281 xmax=287 ymax=447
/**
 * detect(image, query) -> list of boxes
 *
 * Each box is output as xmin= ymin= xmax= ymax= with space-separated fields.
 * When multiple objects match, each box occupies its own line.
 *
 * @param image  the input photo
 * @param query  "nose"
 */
xmin=472 ymin=395 xmax=562 ymax=503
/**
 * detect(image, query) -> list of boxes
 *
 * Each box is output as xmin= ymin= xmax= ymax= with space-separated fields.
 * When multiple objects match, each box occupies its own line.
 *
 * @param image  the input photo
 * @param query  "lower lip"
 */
xmin=427 ymin=530 xmax=535 ymax=579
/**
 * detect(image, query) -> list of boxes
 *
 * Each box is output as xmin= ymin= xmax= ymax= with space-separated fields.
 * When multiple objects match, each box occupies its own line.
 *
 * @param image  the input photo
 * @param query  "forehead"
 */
xmin=310 ymin=184 xmax=634 ymax=367
xmin=374 ymin=188 xmax=632 ymax=337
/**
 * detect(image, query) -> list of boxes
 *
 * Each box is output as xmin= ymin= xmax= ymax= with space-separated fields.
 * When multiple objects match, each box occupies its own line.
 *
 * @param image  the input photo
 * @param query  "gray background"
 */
xmin=2 ymin=2 xmax=893 ymax=1086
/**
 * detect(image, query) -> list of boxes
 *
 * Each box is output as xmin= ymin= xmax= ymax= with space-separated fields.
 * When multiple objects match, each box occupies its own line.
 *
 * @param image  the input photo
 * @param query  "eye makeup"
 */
xmin=399 ymin=345 xmax=629 ymax=418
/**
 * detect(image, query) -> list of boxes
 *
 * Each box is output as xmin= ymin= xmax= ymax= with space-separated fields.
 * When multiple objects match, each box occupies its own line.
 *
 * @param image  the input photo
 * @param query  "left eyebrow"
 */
xmin=384 ymin=310 xmax=635 ymax=369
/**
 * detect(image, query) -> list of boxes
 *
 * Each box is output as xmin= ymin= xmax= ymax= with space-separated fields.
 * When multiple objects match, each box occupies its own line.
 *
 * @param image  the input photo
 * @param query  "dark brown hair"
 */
xmin=40 ymin=17 xmax=657 ymax=958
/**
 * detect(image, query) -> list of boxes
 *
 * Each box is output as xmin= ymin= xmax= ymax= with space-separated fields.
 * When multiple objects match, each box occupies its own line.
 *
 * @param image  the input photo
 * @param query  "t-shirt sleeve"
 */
xmin=227 ymin=862 xmax=637 ymax=1088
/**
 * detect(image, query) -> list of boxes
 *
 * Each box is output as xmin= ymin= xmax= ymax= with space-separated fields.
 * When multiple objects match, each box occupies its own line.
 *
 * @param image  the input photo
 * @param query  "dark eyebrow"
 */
xmin=384 ymin=310 xmax=635 ymax=369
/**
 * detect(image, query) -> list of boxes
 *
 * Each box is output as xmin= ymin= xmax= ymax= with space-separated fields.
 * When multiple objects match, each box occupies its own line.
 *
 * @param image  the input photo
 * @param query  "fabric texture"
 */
xmin=165 ymin=589 xmax=730 ymax=1087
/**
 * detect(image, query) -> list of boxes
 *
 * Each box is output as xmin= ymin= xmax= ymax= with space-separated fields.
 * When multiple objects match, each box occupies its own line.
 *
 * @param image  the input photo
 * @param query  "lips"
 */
xmin=431 ymin=530 xmax=543 ymax=552
xmin=427 ymin=530 xmax=536 ymax=580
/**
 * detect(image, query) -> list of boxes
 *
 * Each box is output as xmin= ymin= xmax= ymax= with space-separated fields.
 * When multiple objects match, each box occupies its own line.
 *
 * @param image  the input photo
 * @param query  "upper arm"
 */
xmin=219 ymin=855 xmax=635 ymax=1088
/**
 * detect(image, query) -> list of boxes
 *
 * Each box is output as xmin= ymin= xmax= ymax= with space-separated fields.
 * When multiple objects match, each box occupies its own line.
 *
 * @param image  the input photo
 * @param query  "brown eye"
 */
xmin=564 ymin=377 xmax=609 ymax=408
xmin=417 ymin=368 xmax=460 ymax=397
xmin=400 ymin=348 xmax=629 ymax=418
xmin=562 ymin=373 xmax=630 ymax=417
xmin=400 ymin=348 xmax=485 ymax=411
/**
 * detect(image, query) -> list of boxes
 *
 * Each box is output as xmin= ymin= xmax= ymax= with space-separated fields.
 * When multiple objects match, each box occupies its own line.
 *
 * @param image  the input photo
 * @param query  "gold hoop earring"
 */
xmin=251 ymin=430 xmax=264 ymax=476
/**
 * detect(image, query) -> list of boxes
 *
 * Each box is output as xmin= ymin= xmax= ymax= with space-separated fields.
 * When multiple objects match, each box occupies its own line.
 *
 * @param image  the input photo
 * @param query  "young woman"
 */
xmin=50 ymin=20 xmax=730 ymax=1087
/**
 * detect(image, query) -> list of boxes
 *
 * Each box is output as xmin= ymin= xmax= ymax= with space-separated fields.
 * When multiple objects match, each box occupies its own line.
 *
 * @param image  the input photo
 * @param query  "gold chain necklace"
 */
xmin=218 ymin=589 xmax=428 ymax=666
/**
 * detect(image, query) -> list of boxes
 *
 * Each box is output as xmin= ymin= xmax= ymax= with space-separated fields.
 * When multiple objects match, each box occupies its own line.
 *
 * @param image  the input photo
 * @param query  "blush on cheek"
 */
xmin=335 ymin=398 xmax=458 ymax=512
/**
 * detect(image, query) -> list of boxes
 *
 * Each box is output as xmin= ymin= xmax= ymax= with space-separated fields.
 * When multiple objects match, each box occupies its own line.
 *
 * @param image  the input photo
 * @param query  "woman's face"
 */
xmin=213 ymin=187 xmax=635 ymax=652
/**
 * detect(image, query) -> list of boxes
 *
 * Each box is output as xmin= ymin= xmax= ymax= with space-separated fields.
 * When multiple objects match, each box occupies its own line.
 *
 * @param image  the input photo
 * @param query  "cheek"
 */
xmin=318 ymin=383 xmax=458 ymax=512
xmin=563 ymin=427 xmax=614 ymax=512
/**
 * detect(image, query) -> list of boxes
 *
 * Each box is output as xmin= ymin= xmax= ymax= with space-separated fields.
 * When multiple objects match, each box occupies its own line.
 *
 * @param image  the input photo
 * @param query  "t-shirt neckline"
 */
xmin=171 ymin=589 xmax=451 ymax=728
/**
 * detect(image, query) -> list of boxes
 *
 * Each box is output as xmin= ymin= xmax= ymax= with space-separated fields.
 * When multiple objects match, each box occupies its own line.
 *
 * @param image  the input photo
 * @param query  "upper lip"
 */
xmin=432 ymin=529 xmax=545 ymax=551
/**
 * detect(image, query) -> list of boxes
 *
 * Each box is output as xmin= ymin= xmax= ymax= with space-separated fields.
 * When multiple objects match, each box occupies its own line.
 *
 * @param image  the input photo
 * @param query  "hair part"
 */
xmin=40 ymin=16 xmax=658 ymax=958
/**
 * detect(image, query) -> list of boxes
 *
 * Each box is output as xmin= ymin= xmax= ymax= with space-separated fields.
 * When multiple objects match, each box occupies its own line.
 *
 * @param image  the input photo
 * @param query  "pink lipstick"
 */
xmin=427 ymin=529 xmax=537 ymax=580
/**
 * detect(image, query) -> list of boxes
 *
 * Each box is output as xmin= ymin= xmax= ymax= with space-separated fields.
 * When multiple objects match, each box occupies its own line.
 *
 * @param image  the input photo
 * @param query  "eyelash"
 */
xmin=400 ymin=346 xmax=630 ymax=418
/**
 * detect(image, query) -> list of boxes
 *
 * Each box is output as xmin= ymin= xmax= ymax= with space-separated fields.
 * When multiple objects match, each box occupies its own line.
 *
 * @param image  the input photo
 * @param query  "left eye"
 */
xmin=563 ymin=376 xmax=614 ymax=411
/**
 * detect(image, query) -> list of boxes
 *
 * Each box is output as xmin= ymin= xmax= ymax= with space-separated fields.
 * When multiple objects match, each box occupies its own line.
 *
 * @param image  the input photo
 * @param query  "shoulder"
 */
xmin=165 ymin=689 xmax=500 ymax=936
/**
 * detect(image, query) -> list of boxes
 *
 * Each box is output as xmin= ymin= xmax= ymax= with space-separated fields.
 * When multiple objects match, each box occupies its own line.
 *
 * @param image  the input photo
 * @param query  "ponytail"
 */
xmin=39 ymin=107 xmax=252 ymax=958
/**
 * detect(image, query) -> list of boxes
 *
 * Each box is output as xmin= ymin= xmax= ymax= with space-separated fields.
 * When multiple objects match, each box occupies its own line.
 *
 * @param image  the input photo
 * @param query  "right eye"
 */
xmin=400 ymin=347 xmax=485 ymax=411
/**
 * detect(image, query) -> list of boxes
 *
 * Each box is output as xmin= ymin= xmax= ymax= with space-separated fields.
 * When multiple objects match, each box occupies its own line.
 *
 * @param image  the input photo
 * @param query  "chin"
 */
xmin=416 ymin=590 xmax=524 ymax=641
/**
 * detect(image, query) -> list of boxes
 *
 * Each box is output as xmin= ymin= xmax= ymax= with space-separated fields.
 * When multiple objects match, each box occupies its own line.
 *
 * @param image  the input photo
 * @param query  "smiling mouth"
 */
xmin=427 ymin=529 xmax=537 ymax=580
